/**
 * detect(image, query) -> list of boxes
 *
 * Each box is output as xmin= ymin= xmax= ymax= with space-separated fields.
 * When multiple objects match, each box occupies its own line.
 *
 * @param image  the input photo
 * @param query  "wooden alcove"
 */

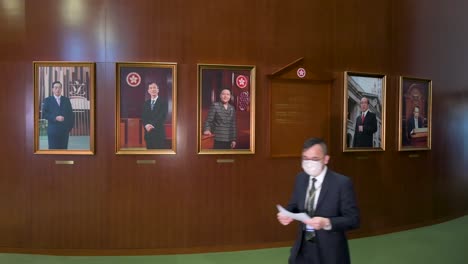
xmin=268 ymin=58 xmax=334 ymax=157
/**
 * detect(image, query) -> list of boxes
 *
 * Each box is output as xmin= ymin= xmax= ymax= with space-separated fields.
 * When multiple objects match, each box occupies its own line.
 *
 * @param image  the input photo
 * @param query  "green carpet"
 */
xmin=1 ymin=215 xmax=466 ymax=264
xmin=349 ymin=215 xmax=467 ymax=264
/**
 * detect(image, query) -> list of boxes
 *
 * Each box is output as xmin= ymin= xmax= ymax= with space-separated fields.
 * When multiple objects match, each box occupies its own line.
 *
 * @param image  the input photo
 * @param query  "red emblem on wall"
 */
xmin=297 ymin=68 xmax=306 ymax=78
xmin=236 ymin=75 xmax=248 ymax=89
xmin=126 ymin=72 xmax=141 ymax=87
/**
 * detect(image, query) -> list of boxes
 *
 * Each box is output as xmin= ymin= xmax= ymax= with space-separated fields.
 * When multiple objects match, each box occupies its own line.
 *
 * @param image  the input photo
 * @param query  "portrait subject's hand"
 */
xmin=56 ymin=116 xmax=64 ymax=122
xmin=231 ymin=141 xmax=236 ymax=149
xmin=145 ymin=124 xmax=154 ymax=132
xmin=302 ymin=217 xmax=331 ymax=230
xmin=277 ymin=213 xmax=293 ymax=226
xmin=358 ymin=125 xmax=363 ymax=132
xmin=203 ymin=130 xmax=212 ymax=136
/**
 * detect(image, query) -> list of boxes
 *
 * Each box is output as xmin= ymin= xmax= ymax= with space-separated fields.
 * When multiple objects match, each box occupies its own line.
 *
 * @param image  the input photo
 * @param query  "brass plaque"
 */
xmin=55 ymin=160 xmax=74 ymax=165
xmin=137 ymin=160 xmax=156 ymax=164
xmin=217 ymin=159 xmax=235 ymax=163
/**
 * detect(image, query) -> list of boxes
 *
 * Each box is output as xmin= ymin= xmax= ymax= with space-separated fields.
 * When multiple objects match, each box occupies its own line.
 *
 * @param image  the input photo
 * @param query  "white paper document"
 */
xmin=276 ymin=204 xmax=310 ymax=222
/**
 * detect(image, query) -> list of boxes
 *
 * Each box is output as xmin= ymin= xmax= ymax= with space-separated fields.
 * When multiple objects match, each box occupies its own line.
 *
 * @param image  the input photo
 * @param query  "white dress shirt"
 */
xmin=305 ymin=166 xmax=327 ymax=210
xmin=305 ymin=166 xmax=332 ymax=230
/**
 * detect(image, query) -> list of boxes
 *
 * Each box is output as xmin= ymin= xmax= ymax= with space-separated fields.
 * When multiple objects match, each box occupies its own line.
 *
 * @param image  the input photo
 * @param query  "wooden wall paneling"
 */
xmin=24 ymin=0 xmax=106 ymax=62
xmin=332 ymin=0 xmax=392 ymax=71
xmin=270 ymin=80 xmax=331 ymax=157
xmin=0 ymin=0 xmax=467 ymax=254
xmin=0 ymin=1 xmax=26 ymax=61
xmin=29 ymin=159 xmax=106 ymax=249
xmin=392 ymin=0 xmax=468 ymax=222
xmin=106 ymin=0 xmax=156 ymax=62
xmin=0 ymin=63 xmax=29 ymax=247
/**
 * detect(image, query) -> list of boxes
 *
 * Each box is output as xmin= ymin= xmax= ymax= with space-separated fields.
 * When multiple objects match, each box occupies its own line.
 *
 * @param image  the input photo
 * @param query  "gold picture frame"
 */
xmin=343 ymin=71 xmax=386 ymax=152
xmin=398 ymin=76 xmax=432 ymax=151
xmin=33 ymin=61 xmax=95 ymax=155
xmin=116 ymin=62 xmax=177 ymax=154
xmin=197 ymin=64 xmax=255 ymax=154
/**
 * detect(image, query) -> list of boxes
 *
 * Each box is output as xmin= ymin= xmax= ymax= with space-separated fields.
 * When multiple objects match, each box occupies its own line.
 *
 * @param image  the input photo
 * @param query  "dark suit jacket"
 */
xmin=286 ymin=169 xmax=360 ymax=264
xmin=141 ymin=97 xmax=168 ymax=149
xmin=42 ymin=96 xmax=74 ymax=135
xmin=203 ymin=102 xmax=237 ymax=143
xmin=353 ymin=111 xmax=377 ymax=147
xmin=407 ymin=116 xmax=424 ymax=139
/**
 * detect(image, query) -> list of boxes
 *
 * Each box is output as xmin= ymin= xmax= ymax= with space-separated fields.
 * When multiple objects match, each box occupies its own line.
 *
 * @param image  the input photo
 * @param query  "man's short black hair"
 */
xmin=52 ymin=81 xmax=62 ymax=88
xmin=148 ymin=82 xmax=159 ymax=87
xmin=303 ymin=137 xmax=328 ymax=155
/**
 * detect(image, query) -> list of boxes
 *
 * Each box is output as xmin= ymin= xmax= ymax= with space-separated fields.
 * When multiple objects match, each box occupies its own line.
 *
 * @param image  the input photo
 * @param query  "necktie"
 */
xmin=304 ymin=178 xmax=317 ymax=242
xmin=306 ymin=178 xmax=317 ymax=216
xmin=56 ymin=97 xmax=60 ymax=106
xmin=151 ymin=100 xmax=155 ymax=110
xmin=361 ymin=112 xmax=365 ymax=123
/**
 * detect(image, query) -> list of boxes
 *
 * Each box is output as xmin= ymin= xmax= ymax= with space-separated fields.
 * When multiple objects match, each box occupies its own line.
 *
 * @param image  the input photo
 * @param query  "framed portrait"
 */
xmin=398 ymin=76 xmax=432 ymax=151
xmin=197 ymin=64 xmax=255 ymax=154
xmin=343 ymin=71 xmax=386 ymax=152
xmin=116 ymin=62 xmax=177 ymax=154
xmin=33 ymin=61 xmax=95 ymax=155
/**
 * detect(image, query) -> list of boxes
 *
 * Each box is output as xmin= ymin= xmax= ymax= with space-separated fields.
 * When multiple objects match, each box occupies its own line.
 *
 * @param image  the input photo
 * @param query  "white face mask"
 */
xmin=302 ymin=160 xmax=323 ymax=176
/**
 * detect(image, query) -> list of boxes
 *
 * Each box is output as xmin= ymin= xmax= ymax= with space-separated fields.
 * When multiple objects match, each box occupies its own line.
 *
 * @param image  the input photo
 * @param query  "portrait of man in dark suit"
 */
xmin=42 ymin=81 xmax=74 ymax=149
xmin=399 ymin=78 xmax=432 ymax=150
xmin=277 ymin=138 xmax=360 ymax=264
xmin=353 ymin=97 xmax=377 ymax=148
xmin=141 ymin=82 xmax=168 ymax=149
xmin=407 ymin=106 xmax=424 ymax=140
xmin=116 ymin=63 xmax=176 ymax=154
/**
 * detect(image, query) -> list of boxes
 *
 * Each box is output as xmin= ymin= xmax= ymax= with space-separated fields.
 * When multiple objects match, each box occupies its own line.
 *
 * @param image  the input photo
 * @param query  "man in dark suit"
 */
xmin=278 ymin=138 xmax=360 ymax=264
xmin=42 ymin=81 xmax=74 ymax=149
xmin=141 ymin=82 xmax=168 ymax=149
xmin=353 ymin=97 xmax=377 ymax=147
xmin=407 ymin=106 xmax=424 ymax=140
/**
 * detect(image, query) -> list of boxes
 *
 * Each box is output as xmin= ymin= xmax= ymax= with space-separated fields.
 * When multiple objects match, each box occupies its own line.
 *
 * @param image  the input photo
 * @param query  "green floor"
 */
xmin=1 ymin=215 xmax=466 ymax=264
xmin=39 ymin=136 xmax=90 ymax=150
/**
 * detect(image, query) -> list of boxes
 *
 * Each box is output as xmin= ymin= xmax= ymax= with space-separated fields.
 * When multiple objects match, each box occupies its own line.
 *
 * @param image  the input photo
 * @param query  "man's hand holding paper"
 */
xmin=276 ymin=204 xmax=311 ymax=225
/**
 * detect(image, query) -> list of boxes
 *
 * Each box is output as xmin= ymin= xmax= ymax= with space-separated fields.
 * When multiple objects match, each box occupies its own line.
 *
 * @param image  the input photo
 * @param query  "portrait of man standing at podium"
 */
xmin=399 ymin=77 xmax=432 ymax=150
xmin=407 ymin=106 xmax=424 ymax=140
xmin=352 ymin=97 xmax=377 ymax=148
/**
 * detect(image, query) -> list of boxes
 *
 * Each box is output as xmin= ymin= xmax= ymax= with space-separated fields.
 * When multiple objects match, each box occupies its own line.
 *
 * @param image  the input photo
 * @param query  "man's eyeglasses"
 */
xmin=302 ymin=158 xmax=323 ymax=162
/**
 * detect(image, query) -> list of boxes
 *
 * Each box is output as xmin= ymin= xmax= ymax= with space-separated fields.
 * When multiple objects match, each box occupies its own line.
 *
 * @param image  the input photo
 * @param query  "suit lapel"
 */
xmin=151 ymin=98 xmax=163 ymax=112
xmin=298 ymin=173 xmax=309 ymax=211
xmin=315 ymin=170 xmax=331 ymax=212
xmin=363 ymin=112 xmax=373 ymax=124
xmin=154 ymin=99 xmax=161 ymax=112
